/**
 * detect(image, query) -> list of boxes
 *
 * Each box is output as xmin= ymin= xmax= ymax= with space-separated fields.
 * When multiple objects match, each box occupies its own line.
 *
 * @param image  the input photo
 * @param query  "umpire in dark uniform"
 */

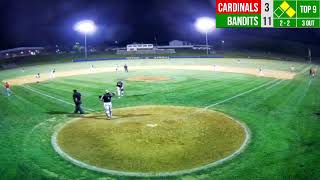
xmin=73 ymin=89 xmax=84 ymax=114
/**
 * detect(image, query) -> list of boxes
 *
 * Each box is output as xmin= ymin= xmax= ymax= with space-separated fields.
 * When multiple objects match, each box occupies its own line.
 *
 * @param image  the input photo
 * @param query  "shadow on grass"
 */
xmin=46 ymin=111 xmax=86 ymax=118
xmin=47 ymin=111 xmax=73 ymax=115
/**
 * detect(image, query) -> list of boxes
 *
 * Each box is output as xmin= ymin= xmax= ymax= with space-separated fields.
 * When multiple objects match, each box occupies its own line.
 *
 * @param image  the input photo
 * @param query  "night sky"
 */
xmin=1 ymin=0 xmax=320 ymax=50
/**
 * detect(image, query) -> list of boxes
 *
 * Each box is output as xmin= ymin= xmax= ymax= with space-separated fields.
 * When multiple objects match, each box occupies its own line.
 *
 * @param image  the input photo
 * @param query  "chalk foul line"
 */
xmin=204 ymin=79 xmax=279 ymax=109
xmin=266 ymin=79 xmax=285 ymax=90
xmin=22 ymin=85 xmax=96 ymax=112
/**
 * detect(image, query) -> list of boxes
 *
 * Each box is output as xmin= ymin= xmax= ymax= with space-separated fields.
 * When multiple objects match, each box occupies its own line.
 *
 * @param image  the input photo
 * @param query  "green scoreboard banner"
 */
xmin=216 ymin=0 xmax=320 ymax=28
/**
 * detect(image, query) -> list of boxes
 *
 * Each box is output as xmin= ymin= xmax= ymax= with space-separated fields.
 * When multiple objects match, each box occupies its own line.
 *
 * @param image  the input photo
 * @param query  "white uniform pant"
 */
xmin=104 ymin=102 xmax=112 ymax=118
xmin=50 ymin=73 xmax=55 ymax=79
xmin=117 ymin=87 xmax=124 ymax=97
xmin=6 ymin=88 xmax=12 ymax=96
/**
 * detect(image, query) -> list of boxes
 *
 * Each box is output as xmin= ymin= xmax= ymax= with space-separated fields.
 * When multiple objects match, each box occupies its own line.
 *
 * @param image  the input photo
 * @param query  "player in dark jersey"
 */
xmin=124 ymin=64 xmax=128 ymax=73
xmin=100 ymin=90 xmax=115 ymax=119
xmin=116 ymin=81 xmax=124 ymax=98
xmin=73 ymin=90 xmax=84 ymax=114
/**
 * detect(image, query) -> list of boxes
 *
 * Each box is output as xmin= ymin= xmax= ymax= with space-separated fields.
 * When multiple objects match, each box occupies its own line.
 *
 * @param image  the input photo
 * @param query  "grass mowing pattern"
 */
xmin=56 ymin=106 xmax=246 ymax=173
xmin=0 ymin=58 xmax=319 ymax=179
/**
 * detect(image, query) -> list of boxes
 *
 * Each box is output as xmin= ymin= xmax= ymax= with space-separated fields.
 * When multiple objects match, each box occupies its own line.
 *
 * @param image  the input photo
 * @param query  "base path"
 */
xmin=4 ymin=65 xmax=296 ymax=85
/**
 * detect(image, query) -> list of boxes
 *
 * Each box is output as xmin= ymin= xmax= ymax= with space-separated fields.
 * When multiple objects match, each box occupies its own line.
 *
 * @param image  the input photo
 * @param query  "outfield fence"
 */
xmin=72 ymin=55 xmax=224 ymax=63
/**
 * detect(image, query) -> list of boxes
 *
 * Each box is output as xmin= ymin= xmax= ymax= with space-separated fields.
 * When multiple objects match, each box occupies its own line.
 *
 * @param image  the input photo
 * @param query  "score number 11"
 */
xmin=261 ymin=0 xmax=273 ymax=27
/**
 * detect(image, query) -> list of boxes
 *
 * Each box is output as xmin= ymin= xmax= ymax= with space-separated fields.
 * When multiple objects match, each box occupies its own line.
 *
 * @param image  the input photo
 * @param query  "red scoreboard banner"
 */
xmin=216 ymin=0 xmax=261 ymax=14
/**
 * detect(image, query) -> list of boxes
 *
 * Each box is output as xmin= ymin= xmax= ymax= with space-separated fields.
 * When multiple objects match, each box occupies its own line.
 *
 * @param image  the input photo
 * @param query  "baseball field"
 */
xmin=0 ymin=57 xmax=319 ymax=179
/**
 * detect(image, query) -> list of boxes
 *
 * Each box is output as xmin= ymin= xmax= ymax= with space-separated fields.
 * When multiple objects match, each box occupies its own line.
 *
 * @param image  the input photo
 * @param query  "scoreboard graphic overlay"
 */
xmin=216 ymin=0 xmax=320 ymax=28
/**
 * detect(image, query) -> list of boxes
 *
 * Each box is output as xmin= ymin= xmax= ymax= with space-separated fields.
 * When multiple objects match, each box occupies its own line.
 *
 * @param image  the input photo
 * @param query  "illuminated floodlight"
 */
xmin=74 ymin=20 xmax=96 ymax=34
xmin=195 ymin=17 xmax=216 ymax=33
xmin=195 ymin=17 xmax=216 ymax=55
xmin=74 ymin=20 xmax=96 ymax=59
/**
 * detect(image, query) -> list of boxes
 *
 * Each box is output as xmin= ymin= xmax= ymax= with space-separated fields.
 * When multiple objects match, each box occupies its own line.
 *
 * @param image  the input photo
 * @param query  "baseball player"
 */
xmin=99 ymin=90 xmax=115 ymax=119
xmin=124 ymin=64 xmax=129 ymax=73
xmin=50 ymin=68 xmax=56 ymax=79
xmin=310 ymin=68 xmax=317 ymax=78
xmin=290 ymin=66 xmax=295 ymax=72
xmin=73 ymin=89 xmax=84 ymax=114
xmin=259 ymin=67 xmax=264 ymax=76
xmin=116 ymin=81 xmax=125 ymax=98
xmin=35 ymin=73 xmax=41 ymax=83
xmin=4 ymin=82 xmax=12 ymax=96
xmin=310 ymin=68 xmax=313 ymax=77
xmin=115 ymin=64 xmax=119 ymax=72
xmin=90 ymin=64 xmax=94 ymax=72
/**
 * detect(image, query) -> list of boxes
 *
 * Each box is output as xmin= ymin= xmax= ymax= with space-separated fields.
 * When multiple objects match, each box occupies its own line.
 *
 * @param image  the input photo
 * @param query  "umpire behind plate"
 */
xmin=99 ymin=90 xmax=115 ymax=120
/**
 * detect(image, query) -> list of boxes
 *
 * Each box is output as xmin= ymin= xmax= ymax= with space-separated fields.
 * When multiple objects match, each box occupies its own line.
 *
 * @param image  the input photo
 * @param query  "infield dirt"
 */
xmin=4 ymin=65 xmax=296 ymax=85
xmin=55 ymin=106 xmax=247 ymax=173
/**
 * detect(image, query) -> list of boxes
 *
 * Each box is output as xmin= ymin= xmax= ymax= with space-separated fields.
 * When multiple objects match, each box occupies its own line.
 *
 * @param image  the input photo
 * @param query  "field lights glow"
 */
xmin=195 ymin=17 xmax=216 ymax=33
xmin=74 ymin=20 xmax=96 ymax=34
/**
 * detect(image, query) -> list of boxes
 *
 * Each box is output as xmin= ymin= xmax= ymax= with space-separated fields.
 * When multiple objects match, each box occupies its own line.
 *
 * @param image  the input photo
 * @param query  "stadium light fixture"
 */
xmin=195 ymin=17 xmax=216 ymax=55
xmin=74 ymin=20 xmax=97 ymax=59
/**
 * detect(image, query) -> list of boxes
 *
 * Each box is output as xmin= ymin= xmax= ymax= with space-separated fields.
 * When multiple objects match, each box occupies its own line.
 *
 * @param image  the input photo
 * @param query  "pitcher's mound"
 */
xmin=127 ymin=76 xmax=170 ymax=82
xmin=53 ymin=106 xmax=248 ymax=175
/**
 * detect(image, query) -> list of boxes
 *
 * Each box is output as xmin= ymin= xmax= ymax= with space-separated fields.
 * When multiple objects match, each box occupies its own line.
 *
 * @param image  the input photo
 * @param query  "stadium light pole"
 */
xmin=308 ymin=48 xmax=312 ymax=64
xmin=221 ymin=40 xmax=225 ymax=53
xmin=74 ymin=20 xmax=96 ymax=59
xmin=195 ymin=17 xmax=216 ymax=55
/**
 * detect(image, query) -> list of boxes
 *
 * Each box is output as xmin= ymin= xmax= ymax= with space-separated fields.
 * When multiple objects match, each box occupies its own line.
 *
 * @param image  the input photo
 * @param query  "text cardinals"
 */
xmin=218 ymin=3 xmax=259 ymax=13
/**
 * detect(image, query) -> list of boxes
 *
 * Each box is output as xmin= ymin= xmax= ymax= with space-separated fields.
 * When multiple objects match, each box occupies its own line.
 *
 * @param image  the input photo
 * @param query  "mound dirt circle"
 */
xmin=127 ymin=76 xmax=170 ymax=82
xmin=53 ymin=106 xmax=248 ymax=175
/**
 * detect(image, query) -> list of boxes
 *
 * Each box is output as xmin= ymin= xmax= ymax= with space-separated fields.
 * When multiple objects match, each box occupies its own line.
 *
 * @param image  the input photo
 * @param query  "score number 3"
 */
xmin=263 ymin=3 xmax=272 ymax=26
xmin=265 ymin=3 xmax=270 ymax=12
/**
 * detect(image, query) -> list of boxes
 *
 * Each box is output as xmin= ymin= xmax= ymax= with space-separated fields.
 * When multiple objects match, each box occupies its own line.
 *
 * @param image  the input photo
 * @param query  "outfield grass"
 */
xmin=0 ymin=58 xmax=319 ymax=179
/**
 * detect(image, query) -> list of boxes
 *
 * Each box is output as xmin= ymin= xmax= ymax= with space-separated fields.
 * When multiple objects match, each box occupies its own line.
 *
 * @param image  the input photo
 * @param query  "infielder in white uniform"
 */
xmin=115 ymin=64 xmax=119 ymax=72
xmin=35 ymin=73 xmax=41 ymax=83
xmin=116 ymin=81 xmax=124 ymax=98
xmin=90 ymin=64 xmax=94 ymax=72
xmin=50 ymin=68 xmax=56 ymax=79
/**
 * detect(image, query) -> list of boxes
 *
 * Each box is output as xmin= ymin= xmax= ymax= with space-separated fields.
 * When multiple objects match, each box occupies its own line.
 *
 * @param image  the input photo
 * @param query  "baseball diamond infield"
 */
xmin=53 ymin=106 xmax=249 ymax=176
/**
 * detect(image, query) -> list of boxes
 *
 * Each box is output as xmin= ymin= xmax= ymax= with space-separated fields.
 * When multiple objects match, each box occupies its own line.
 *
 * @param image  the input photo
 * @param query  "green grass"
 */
xmin=0 ymin=58 xmax=319 ymax=179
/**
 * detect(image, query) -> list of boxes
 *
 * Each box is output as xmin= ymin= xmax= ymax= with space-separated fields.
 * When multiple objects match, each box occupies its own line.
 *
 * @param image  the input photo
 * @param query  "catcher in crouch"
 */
xmin=99 ymin=90 xmax=115 ymax=119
